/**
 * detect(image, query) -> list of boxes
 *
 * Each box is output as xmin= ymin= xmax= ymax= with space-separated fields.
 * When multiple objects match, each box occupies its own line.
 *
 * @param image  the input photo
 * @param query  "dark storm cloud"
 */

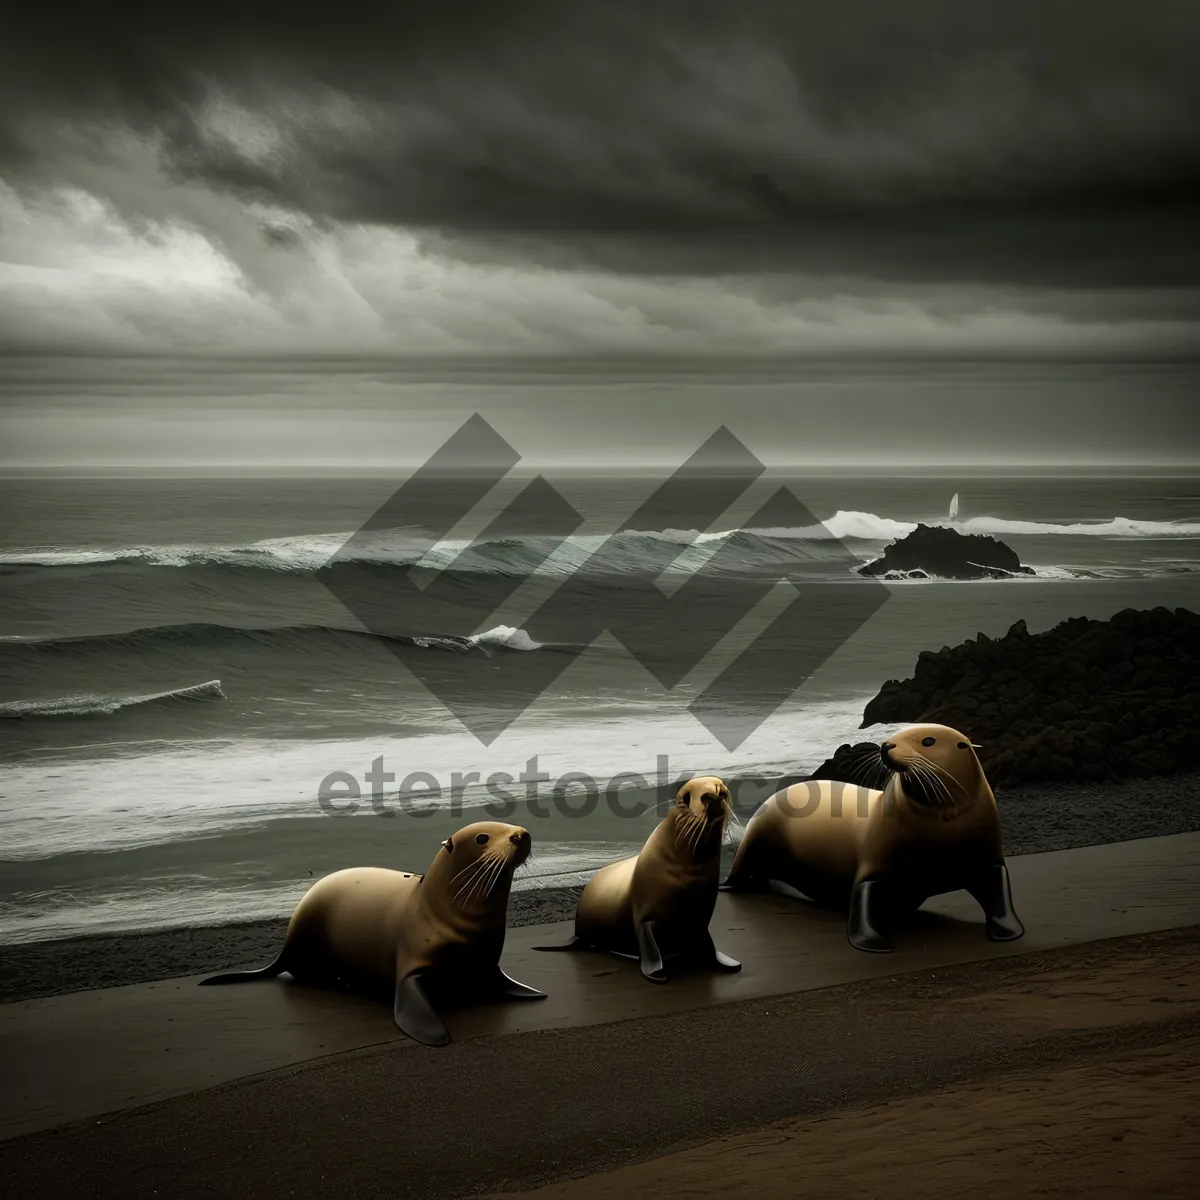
xmin=2 ymin=0 xmax=1198 ymax=289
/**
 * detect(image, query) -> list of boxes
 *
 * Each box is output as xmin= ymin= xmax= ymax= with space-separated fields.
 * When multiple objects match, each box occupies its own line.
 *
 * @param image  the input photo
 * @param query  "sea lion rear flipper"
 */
xmin=490 ymin=966 xmax=547 ymax=1000
xmin=967 ymin=862 xmax=1025 ymax=942
xmin=393 ymin=973 xmax=451 ymax=1047
xmin=848 ymin=880 xmax=894 ymax=953
xmin=636 ymin=921 xmax=668 ymax=984
xmin=719 ymin=866 xmax=760 ymax=892
xmin=198 ymin=955 xmax=286 ymax=985
xmin=532 ymin=935 xmax=584 ymax=952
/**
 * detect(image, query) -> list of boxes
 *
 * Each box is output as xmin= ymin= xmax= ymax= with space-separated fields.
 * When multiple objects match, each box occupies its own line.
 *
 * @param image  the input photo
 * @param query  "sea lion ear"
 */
xmin=442 ymin=836 xmax=454 ymax=853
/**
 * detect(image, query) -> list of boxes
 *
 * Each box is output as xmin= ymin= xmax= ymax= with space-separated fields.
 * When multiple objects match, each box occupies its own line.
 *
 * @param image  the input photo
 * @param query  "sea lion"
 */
xmin=534 ymin=776 xmax=742 ymax=983
xmin=721 ymin=724 xmax=1024 ymax=952
xmin=199 ymin=821 xmax=546 ymax=1045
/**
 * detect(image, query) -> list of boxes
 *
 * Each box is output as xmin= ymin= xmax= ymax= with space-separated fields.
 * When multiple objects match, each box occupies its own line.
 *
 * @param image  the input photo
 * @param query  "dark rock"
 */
xmin=804 ymin=741 xmax=891 ymax=790
xmin=850 ymin=607 xmax=1200 ymax=784
xmin=858 ymin=523 xmax=1035 ymax=581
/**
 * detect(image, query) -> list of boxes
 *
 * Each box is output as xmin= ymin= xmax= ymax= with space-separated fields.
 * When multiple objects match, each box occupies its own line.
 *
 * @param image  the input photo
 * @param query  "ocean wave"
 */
xmin=2 ymin=510 xmax=1197 ymax=577
xmin=0 ymin=621 xmax=564 ymax=662
xmin=0 ymin=679 xmax=225 ymax=719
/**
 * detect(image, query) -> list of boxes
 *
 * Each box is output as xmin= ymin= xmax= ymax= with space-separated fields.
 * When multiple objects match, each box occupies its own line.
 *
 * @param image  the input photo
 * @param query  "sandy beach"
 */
xmin=1 ymin=923 xmax=1195 ymax=1198
xmin=496 ymin=1037 xmax=1200 ymax=1200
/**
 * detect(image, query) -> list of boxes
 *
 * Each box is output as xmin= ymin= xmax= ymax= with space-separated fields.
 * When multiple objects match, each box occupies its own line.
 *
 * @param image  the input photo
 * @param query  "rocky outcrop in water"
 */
xmin=857 ymin=523 xmax=1033 ymax=580
xmin=855 ymin=606 xmax=1200 ymax=784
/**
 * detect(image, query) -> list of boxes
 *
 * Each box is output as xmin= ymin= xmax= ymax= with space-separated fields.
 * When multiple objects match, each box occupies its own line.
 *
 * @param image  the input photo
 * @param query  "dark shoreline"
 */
xmin=4 ymin=771 xmax=1200 ymax=1004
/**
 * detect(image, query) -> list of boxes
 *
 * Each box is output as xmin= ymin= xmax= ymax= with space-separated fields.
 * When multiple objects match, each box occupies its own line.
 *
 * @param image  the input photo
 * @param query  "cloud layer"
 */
xmin=2 ymin=1 xmax=1198 ymax=357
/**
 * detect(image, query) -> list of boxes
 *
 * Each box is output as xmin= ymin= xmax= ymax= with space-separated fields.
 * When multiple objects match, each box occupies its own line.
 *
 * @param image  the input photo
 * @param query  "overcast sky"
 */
xmin=1 ymin=2 xmax=1197 ymax=465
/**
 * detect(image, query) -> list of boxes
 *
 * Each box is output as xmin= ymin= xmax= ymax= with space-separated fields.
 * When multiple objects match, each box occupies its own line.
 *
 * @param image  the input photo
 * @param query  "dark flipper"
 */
xmin=766 ymin=879 xmax=809 ymax=902
xmin=848 ymin=879 xmax=894 ymax=953
xmin=490 ymin=966 xmax=547 ymax=1000
xmin=393 ymin=973 xmax=451 ymax=1047
xmin=967 ymin=862 xmax=1025 ymax=942
xmin=199 ymin=955 xmax=286 ymax=986
xmin=719 ymin=869 xmax=763 ymax=893
xmin=637 ymin=921 xmax=668 ymax=984
xmin=532 ymin=936 xmax=583 ymax=952
xmin=701 ymin=932 xmax=742 ymax=973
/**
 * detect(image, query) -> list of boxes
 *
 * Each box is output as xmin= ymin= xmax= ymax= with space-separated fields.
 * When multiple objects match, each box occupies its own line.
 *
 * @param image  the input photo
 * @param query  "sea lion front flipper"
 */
xmin=848 ymin=879 xmax=894 ymax=953
xmin=701 ymin=932 xmax=742 ymax=973
xmin=490 ymin=966 xmax=547 ymax=1000
xmin=393 ymin=973 xmax=451 ymax=1047
xmin=636 ymin=921 xmax=668 ymax=984
xmin=967 ymin=862 xmax=1025 ymax=942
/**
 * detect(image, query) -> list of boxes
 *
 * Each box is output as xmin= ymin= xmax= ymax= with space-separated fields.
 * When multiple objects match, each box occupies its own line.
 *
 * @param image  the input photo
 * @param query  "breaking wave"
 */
xmin=0 ymin=679 xmax=226 ymax=719
xmin=2 ymin=510 xmax=1197 ymax=579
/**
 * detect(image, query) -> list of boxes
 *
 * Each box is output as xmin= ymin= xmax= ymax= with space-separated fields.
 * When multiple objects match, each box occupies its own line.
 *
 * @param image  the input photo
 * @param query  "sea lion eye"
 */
xmin=921 ymin=736 xmax=936 ymax=746
xmin=475 ymin=833 xmax=489 ymax=845
xmin=957 ymin=741 xmax=969 ymax=749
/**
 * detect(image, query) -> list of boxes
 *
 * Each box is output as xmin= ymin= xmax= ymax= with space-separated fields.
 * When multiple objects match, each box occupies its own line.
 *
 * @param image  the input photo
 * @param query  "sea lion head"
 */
xmin=675 ymin=775 xmax=732 ymax=823
xmin=671 ymin=775 xmax=732 ymax=857
xmin=427 ymin=821 xmax=532 ymax=912
xmin=879 ymin=724 xmax=985 ymax=814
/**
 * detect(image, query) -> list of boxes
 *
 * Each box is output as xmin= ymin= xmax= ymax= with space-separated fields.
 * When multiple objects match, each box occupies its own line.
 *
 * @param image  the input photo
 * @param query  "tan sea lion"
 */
xmin=534 ymin=776 xmax=742 ymax=983
xmin=721 ymin=724 xmax=1024 ymax=952
xmin=199 ymin=821 xmax=545 ymax=1045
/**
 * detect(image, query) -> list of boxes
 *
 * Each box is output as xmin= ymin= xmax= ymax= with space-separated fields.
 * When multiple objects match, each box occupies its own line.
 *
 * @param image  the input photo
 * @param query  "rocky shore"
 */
xmin=836 ymin=605 xmax=1199 ymax=784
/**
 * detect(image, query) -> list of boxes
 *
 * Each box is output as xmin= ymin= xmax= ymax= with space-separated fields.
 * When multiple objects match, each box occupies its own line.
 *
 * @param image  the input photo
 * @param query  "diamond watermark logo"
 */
xmin=316 ymin=415 xmax=887 ymax=749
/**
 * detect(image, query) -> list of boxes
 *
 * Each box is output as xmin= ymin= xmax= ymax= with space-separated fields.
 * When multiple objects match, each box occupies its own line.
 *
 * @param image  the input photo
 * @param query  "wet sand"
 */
xmin=3 ymin=833 xmax=1197 ymax=1141
xmin=1 ymin=925 xmax=1196 ymax=1199
xmin=496 ymin=1038 xmax=1200 ymax=1200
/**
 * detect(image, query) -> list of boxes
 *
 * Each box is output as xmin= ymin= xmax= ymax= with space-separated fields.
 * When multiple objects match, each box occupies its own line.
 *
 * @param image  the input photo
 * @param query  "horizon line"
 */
xmin=3 ymin=461 xmax=1199 ymax=477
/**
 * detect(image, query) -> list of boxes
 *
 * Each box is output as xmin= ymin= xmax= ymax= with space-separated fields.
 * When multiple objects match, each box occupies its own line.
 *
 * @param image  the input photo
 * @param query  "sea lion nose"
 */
xmin=880 ymin=743 xmax=896 ymax=762
xmin=510 ymin=829 xmax=531 ymax=847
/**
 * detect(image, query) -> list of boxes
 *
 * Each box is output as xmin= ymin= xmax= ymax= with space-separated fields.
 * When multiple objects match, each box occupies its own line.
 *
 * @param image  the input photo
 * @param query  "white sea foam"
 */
xmin=469 ymin=624 xmax=544 ymax=651
xmin=0 ymin=696 xmax=883 ymax=860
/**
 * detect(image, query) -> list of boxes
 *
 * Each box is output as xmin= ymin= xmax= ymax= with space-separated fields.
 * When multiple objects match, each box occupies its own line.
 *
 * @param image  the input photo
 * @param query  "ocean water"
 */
xmin=2 ymin=472 xmax=1199 ymax=942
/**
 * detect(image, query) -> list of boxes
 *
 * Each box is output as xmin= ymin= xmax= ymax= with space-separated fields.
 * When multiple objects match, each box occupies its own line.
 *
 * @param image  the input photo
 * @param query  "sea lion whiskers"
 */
xmin=853 ymin=749 xmax=890 ymax=791
xmin=453 ymin=852 xmax=503 ymax=902
xmin=907 ymin=757 xmax=959 ymax=809
xmin=687 ymin=804 xmax=726 ymax=859
xmin=917 ymin=754 xmax=972 ymax=801
xmin=472 ymin=855 xmax=507 ymax=902
xmin=476 ymin=852 xmax=513 ymax=900
xmin=459 ymin=857 xmax=495 ymax=903
xmin=677 ymin=809 xmax=703 ymax=859
xmin=904 ymin=759 xmax=953 ymax=808
xmin=451 ymin=854 xmax=491 ymax=885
